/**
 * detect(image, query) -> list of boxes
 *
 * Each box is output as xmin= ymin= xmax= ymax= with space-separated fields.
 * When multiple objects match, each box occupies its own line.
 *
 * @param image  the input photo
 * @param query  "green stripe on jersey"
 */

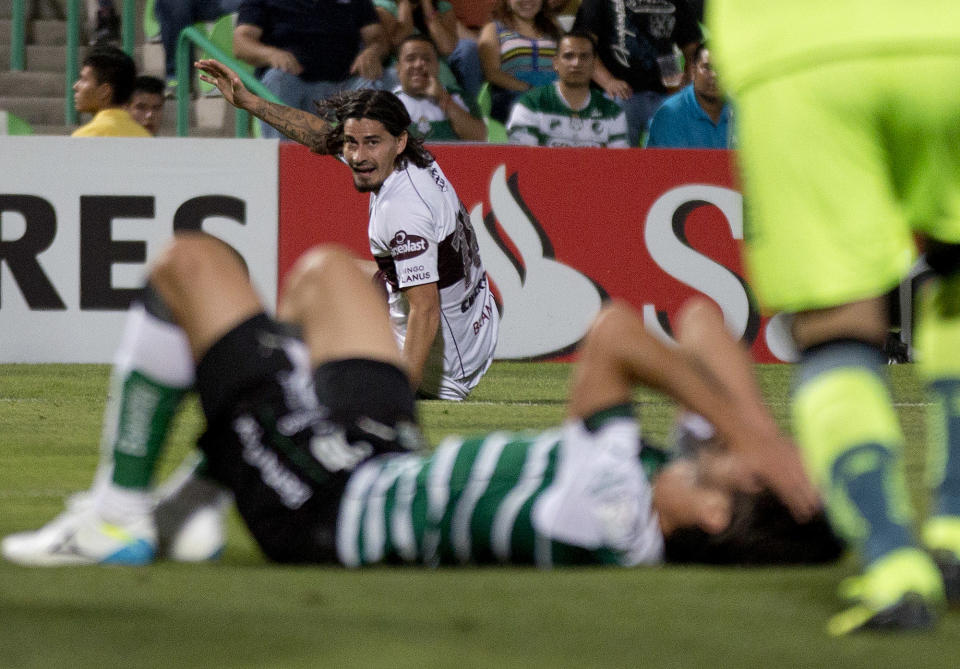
xmin=339 ymin=427 xmax=638 ymax=567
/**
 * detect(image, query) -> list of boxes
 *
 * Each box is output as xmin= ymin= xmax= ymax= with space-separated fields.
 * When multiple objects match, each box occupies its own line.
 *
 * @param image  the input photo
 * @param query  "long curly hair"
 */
xmin=314 ymin=89 xmax=434 ymax=169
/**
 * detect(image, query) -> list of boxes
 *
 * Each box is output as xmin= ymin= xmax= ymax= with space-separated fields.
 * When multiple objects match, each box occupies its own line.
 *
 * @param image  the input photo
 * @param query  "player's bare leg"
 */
xmin=150 ymin=232 xmax=264 ymax=363
xmin=278 ymin=245 xmax=404 ymax=369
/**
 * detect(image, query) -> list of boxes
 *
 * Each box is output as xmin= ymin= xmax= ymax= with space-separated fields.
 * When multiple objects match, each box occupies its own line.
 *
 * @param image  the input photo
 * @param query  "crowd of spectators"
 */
xmin=77 ymin=0 xmax=731 ymax=148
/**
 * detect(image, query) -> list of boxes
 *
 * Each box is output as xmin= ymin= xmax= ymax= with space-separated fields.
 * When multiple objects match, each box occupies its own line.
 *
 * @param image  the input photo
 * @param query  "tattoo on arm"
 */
xmin=250 ymin=98 xmax=332 ymax=153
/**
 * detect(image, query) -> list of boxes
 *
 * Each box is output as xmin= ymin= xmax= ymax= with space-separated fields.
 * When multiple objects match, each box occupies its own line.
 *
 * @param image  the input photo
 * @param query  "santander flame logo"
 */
xmin=471 ymin=165 xmax=605 ymax=359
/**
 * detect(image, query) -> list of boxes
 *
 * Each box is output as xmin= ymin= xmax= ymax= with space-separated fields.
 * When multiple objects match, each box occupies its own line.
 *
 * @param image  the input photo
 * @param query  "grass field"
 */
xmin=1 ymin=361 xmax=958 ymax=668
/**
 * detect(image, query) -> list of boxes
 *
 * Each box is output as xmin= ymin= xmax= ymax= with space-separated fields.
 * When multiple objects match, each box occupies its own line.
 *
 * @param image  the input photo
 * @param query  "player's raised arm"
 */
xmin=195 ymin=58 xmax=333 ymax=153
xmin=568 ymin=299 xmax=821 ymax=522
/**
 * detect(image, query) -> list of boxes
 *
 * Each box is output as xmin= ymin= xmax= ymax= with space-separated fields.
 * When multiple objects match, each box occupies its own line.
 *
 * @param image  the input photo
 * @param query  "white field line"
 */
xmin=453 ymin=400 xmax=937 ymax=408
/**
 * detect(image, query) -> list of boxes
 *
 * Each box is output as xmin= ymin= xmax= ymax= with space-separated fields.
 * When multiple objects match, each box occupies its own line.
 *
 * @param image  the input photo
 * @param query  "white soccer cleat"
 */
xmin=154 ymin=468 xmax=229 ymax=562
xmin=1 ymin=494 xmax=156 ymax=567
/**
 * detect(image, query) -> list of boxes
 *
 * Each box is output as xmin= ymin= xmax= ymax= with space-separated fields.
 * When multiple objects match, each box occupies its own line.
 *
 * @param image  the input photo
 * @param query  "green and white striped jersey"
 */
xmin=336 ymin=415 xmax=664 ymax=567
xmin=507 ymin=83 xmax=630 ymax=148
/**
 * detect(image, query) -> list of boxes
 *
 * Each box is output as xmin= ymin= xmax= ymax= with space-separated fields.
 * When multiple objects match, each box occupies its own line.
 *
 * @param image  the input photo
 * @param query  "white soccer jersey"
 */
xmin=368 ymin=160 xmax=499 ymax=399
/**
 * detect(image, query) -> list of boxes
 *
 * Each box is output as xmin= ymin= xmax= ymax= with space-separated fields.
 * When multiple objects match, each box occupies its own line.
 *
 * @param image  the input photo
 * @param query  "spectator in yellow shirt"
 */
xmin=72 ymin=45 xmax=152 ymax=137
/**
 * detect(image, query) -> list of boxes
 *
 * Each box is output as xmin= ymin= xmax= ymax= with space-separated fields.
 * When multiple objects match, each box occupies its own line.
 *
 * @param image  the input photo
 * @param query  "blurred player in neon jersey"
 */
xmin=709 ymin=0 xmax=960 ymax=633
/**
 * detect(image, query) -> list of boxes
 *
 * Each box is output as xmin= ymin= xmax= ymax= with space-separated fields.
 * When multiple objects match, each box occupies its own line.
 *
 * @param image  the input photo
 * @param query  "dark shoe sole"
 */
xmin=861 ymin=593 xmax=936 ymax=632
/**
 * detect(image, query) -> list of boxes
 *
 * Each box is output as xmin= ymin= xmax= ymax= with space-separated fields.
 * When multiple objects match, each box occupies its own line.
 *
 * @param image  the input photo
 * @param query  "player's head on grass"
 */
xmin=315 ymin=90 xmax=434 ymax=193
xmin=663 ymin=490 xmax=844 ymax=565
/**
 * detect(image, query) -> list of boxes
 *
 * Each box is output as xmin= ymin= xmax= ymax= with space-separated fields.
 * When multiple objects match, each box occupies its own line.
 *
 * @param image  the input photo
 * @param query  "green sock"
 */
xmin=793 ymin=340 xmax=915 ymax=564
xmin=110 ymin=370 xmax=187 ymax=489
xmin=94 ymin=299 xmax=196 ymax=493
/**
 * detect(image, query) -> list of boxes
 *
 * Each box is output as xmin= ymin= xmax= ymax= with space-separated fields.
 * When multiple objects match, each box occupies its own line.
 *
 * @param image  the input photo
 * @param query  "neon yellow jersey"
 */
xmin=708 ymin=1 xmax=960 ymax=93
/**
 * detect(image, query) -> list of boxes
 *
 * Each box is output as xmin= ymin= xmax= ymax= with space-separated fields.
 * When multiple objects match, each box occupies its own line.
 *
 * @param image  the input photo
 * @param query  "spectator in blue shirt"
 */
xmin=645 ymin=44 xmax=733 ymax=149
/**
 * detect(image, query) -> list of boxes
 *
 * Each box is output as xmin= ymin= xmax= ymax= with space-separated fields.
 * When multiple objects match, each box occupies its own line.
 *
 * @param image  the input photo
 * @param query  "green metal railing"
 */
xmin=65 ymin=0 xmax=79 ymax=125
xmin=62 ymin=0 xmax=137 ymax=126
xmin=121 ymin=0 xmax=136 ymax=54
xmin=175 ymin=25 xmax=282 ymax=137
xmin=10 ymin=0 xmax=25 ymax=70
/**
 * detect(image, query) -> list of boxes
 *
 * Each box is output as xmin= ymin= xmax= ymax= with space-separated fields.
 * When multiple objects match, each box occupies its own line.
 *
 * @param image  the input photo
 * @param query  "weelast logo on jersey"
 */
xmin=389 ymin=231 xmax=429 ymax=260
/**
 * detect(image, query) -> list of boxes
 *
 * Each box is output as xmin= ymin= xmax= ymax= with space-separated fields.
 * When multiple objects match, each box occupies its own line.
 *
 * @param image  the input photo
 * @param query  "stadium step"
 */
xmin=0 ymin=69 xmax=66 ymax=97
xmin=0 ymin=19 xmax=69 ymax=45
xmin=0 ymin=95 xmax=68 ymax=125
xmin=0 ymin=44 xmax=73 ymax=72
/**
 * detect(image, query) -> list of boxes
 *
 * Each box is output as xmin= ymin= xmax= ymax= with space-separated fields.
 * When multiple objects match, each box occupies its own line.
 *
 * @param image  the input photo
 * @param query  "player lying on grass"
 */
xmin=3 ymin=233 xmax=829 ymax=567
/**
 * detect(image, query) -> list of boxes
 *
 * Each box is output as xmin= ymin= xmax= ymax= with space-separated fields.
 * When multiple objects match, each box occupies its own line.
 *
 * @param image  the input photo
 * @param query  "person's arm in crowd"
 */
xmin=196 ymin=59 xmax=332 ymax=152
xmin=393 ymin=0 xmax=416 ymax=45
xmin=417 ymin=0 xmax=458 ymax=56
xmin=680 ymin=40 xmax=698 ymax=86
xmin=477 ymin=22 xmax=530 ymax=92
xmin=591 ymin=58 xmax=632 ymax=100
xmin=426 ymin=76 xmax=486 ymax=141
xmin=572 ymin=0 xmax=632 ymax=100
xmin=376 ymin=6 xmax=400 ymax=46
xmin=400 ymin=282 xmax=441 ymax=391
xmin=505 ymin=99 xmax=541 ymax=146
xmin=233 ymin=23 xmax=303 ymax=75
xmin=351 ymin=22 xmax=391 ymax=81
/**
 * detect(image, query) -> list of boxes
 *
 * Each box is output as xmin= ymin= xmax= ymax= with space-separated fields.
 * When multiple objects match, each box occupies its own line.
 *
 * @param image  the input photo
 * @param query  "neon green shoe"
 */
xmin=827 ymin=547 xmax=944 ymax=636
xmin=922 ymin=515 xmax=960 ymax=606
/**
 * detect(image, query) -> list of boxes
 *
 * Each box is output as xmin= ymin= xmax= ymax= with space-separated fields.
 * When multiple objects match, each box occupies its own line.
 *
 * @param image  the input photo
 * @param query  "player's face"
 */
xmin=397 ymin=40 xmax=439 ymax=97
xmin=73 ymin=65 xmax=109 ymax=113
xmin=652 ymin=460 xmax=735 ymax=537
xmin=342 ymin=118 xmax=408 ymax=193
xmin=693 ymin=49 xmax=722 ymax=102
xmin=127 ymin=91 xmax=164 ymax=135
xmin=554 ymin=36 xmax=595 ymax=87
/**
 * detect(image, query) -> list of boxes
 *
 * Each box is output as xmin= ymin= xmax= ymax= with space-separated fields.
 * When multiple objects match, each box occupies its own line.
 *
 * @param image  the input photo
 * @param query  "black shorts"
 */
xmin=195 ymin=313 xmax=420 ymax=563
